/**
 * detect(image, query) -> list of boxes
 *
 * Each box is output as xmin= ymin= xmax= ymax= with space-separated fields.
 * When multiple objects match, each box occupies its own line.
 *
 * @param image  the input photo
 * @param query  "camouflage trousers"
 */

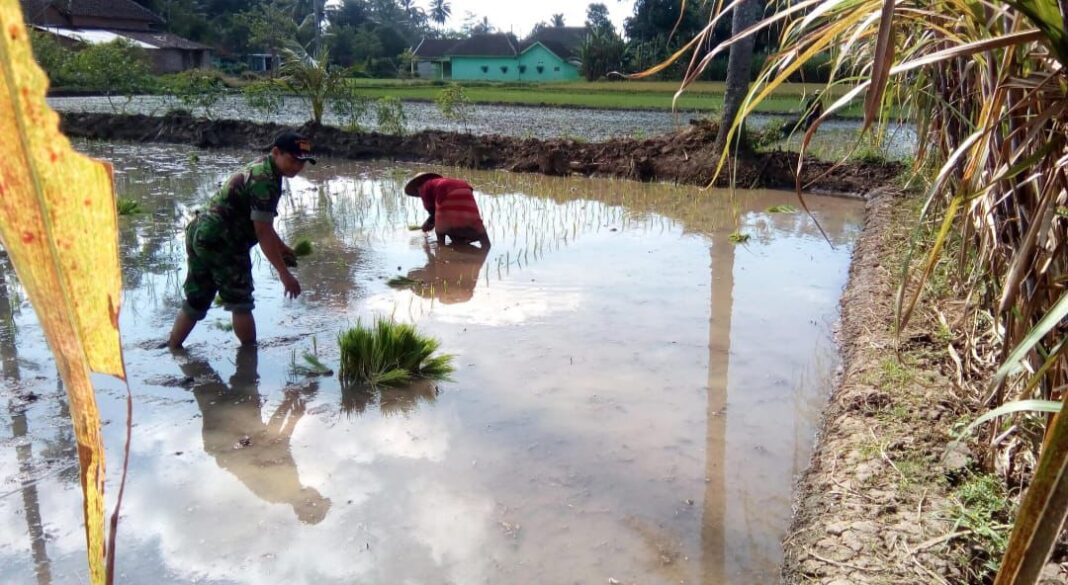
xmin=181 ymin=214 xmax=254 ymax=321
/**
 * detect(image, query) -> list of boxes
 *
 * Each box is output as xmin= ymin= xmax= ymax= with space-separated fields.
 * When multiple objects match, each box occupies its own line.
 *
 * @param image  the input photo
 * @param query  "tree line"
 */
xmin=123 ymin=0 xmax=827 ymax=82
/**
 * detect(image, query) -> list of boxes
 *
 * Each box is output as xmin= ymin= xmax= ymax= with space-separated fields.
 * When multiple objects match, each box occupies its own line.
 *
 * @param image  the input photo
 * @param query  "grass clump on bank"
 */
xmin=951 ymin=474 xmax=1012 ymax=581
xmin=338 ymin=317 xmax=453 ymax=388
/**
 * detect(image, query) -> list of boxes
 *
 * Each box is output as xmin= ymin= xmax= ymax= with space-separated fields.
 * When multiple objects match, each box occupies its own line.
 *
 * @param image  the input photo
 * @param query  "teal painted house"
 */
xmin=412 ymin=27 xmax=587 ymax=82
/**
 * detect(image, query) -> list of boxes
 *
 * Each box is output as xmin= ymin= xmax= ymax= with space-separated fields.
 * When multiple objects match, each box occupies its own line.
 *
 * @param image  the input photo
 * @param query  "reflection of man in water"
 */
xmin=178 ymin=346 xmax=331 ymax=524
xmin=407 ymin=242 xmax=489 ymax=304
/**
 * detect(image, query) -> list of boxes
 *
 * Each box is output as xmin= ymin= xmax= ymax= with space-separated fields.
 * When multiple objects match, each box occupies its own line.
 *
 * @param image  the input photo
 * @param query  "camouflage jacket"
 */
xmin=198 ymin=155 xmax=284 ymax=249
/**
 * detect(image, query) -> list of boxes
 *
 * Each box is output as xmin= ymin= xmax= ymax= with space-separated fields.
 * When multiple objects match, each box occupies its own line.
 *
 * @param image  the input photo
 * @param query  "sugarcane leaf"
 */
xmin=964 ymin=399 xmax=1063 ymax=435
xmin=0 ymin=7 xmax=126 ymax=584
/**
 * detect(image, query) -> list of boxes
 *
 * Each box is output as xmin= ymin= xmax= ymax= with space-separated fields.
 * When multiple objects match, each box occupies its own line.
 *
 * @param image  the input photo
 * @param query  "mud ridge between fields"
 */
xmin=781 ymin=189 xmax=963 ymax=584
xmin=59 ymin=112 xmax=899 ymax=195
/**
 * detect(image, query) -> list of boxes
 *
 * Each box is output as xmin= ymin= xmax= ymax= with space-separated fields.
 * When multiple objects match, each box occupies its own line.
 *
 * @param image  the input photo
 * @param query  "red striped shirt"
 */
xmin=420 ymin=178 xmax=486 ymax=236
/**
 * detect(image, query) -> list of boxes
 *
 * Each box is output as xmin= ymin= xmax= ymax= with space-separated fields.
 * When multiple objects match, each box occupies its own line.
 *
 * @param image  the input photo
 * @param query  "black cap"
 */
xmin=273 ymin=130 xmax=317 ymax=164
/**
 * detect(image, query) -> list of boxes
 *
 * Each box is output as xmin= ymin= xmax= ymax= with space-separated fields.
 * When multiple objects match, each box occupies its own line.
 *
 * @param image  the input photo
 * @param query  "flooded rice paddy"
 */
xmin=0 ymin=141 xmax=864 ymax=584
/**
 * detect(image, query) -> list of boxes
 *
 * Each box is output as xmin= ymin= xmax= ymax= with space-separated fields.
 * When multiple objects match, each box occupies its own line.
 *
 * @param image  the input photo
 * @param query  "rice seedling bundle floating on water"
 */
xmin=338 ymin=317 xmax=454 ymax=387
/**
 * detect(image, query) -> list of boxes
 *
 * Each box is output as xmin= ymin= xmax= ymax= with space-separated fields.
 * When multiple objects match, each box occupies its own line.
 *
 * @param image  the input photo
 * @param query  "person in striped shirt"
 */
xmin=404 ymin=173 xmax=491 ymax=248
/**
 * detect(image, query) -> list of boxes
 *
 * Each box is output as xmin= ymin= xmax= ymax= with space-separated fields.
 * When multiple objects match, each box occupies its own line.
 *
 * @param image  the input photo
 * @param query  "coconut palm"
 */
xmin=397 ymin=0 xmax=425 ymax=23
xmin=714 ymin=0 xmax=762 ymax=153
xmin=551 ymin=13 xmax=565 ymax=27
xmin=429 ymin=0 xmax=450 ymax=28
xmin=280 ymin=44 xmax=342 ymax=125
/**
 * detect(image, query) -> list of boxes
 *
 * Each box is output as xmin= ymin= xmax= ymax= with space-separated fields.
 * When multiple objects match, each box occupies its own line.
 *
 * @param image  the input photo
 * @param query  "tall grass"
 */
xmin=337 ymin=317 xmax=453 ymax=388
xmin=655 ymin=0 xmax=1068 ymax=581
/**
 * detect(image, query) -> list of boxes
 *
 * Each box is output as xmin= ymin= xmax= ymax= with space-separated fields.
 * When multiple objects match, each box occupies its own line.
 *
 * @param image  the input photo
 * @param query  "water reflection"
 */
xmin=1 ymin=252 xmax=56 ymax=585
xmin=177 ymin=347 xmax=331 ymax=525
xmin=404 ymin=242 xmax=489 ymax=304
xmin=340 ymin=379 xmax=438 ymax=417
xmin=0 ymin=144 xmax=864 ymax=583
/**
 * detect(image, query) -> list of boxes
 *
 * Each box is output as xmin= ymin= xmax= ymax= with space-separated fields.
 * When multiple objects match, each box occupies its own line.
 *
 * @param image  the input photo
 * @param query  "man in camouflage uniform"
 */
xmin=167 ymin=130 xmax=316 ymax=349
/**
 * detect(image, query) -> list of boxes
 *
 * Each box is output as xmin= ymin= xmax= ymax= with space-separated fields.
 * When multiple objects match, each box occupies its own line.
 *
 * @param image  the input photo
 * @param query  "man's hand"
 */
xmin=281 ymin=271 xmax=302 ymax=299
xmin=421 ymin=217 xmax=435 ymax=232
xmin=282 ymin=250 xmax=298 ymax=267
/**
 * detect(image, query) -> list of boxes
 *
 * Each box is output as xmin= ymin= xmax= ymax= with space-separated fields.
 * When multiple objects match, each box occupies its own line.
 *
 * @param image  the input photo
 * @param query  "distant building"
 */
xmin=21 ymin=0 xmax=212 ymax=73
xmin=411 ymin=27 xmax=587 ymax=82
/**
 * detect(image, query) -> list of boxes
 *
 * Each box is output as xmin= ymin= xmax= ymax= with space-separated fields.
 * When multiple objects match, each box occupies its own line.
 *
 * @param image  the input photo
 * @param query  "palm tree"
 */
xmin=429 ymin=0 xmax=451 ymax=28
xmin=714 ymin=0 xmax=762 ymax=154
xmin=398 ymin=0 xmax=425 ymax=23
xmin=550 ymin=13 xmax=565 ymax=27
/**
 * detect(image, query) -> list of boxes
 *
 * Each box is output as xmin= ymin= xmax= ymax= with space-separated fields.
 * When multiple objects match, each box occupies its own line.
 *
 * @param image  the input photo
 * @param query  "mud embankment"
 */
xmin=59 ymin=112 xmax=900 ymax=194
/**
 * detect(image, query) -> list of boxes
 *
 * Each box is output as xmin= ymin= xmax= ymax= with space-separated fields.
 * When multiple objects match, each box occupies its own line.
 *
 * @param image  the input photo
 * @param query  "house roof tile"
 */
xmin=522 ymin=26 xmax=587 ymax=60
xmin=21 ymin=0 xmax=163 ymax=26
xmin=446 ymin=33 xmax=519 ymax=57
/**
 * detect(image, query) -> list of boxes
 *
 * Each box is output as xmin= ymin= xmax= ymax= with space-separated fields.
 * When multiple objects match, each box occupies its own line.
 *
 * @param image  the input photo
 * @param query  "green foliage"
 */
xmin=29 ymin=30 xmax=72 ymax=86
xmin=337 ymin=317 xmax=454 ymax=388
xmin=434 ymin=83 xmax=472 ymax=131
xmin=236 ymin=4 xmax=298 ymax=60
xmin=241 ymin=78 xmax=285 ymax=120
xmin=64 ymin=40 xmax=154 ymax=111
xmin=580 ymin=29 xmax=627 ymax=81
xmin=951 ymin=474 xmax=1011 ymax=580
xmin=329 ymin=81 xmax=372 ymax=131
xmin=116 ymin=198 xmax=142 ymax=216
xmin=375 ymin=96 xmax=407 ymax=135
xmin=878 ymin=357 xmax=913 ymax=389
xmin=163 ymin=69 xmax=227 ymax=118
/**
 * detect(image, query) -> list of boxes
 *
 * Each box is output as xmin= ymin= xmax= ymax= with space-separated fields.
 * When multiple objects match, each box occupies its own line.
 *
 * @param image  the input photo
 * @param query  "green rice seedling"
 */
xmin=214 ymin=321 xmax=233 ymax=332
xmin=116 ymin=198 xmax=142 ymax=216
xmin=337 ymin=318 xmax=454 ymax=388
xmin=289 ymin=349 xmax=334 ymax=376
xmin=387 ymin=276 xmax=420 ymax=288
xmin=408 ymin=224 xmax=423 ymax=231
xmin=292 ymin=238 xmax=313 ymax=257
xmin=727 ymin=231 xmax=750 ymax=244
xmin=766 ymin=204 xmax=799 ymax=214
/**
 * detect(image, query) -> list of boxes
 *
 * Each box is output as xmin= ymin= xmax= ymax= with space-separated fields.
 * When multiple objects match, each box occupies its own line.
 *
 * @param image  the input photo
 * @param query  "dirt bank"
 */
xmin=59 ymin=112 xmax=899 ymax=195
xmin=782 ymin=190 xmax=1066 ymax=585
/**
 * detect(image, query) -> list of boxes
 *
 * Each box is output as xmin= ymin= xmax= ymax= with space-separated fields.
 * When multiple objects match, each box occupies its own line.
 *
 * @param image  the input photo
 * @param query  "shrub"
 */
xmin=64 ymin=40 xmax=154 ymax=111
xmin=375 ymin=96 xmax=407 ymax=135
xmin=329 ymin=81 xmax=371 ymax=131
xmin=164 ymin=69 xmax=227 ymax=118
xmin=29 ymin=30 xmax=73 ymax=86
xmin=435 ymin=83 xmax=472 ymax=132
xmin=241 ymin=78 xmax=285 ymax=121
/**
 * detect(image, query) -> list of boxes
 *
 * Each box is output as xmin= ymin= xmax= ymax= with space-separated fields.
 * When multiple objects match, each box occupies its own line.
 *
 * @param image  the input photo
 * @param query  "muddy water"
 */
xmin=0 ymin=141 xmax=863 ymax=585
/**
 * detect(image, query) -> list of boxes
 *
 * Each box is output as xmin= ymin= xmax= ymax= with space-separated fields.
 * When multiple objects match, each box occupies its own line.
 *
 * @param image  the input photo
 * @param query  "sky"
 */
xmin=438 ymin=0 xmax=635 ymax=38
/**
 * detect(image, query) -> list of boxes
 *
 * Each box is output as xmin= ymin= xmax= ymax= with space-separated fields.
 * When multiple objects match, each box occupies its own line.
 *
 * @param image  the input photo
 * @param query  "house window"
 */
xmin=554 ymin=66 xmax=560 ymax=72
xmin=519 ymin=65 xmax=527 ymax=74
xmin=536 ymin=65 xmax=544 ymax=74
xmin=500 ymin=66 xmax=509 ymax=74
xmin=481 ymin=65 xmax=489 ymax=73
